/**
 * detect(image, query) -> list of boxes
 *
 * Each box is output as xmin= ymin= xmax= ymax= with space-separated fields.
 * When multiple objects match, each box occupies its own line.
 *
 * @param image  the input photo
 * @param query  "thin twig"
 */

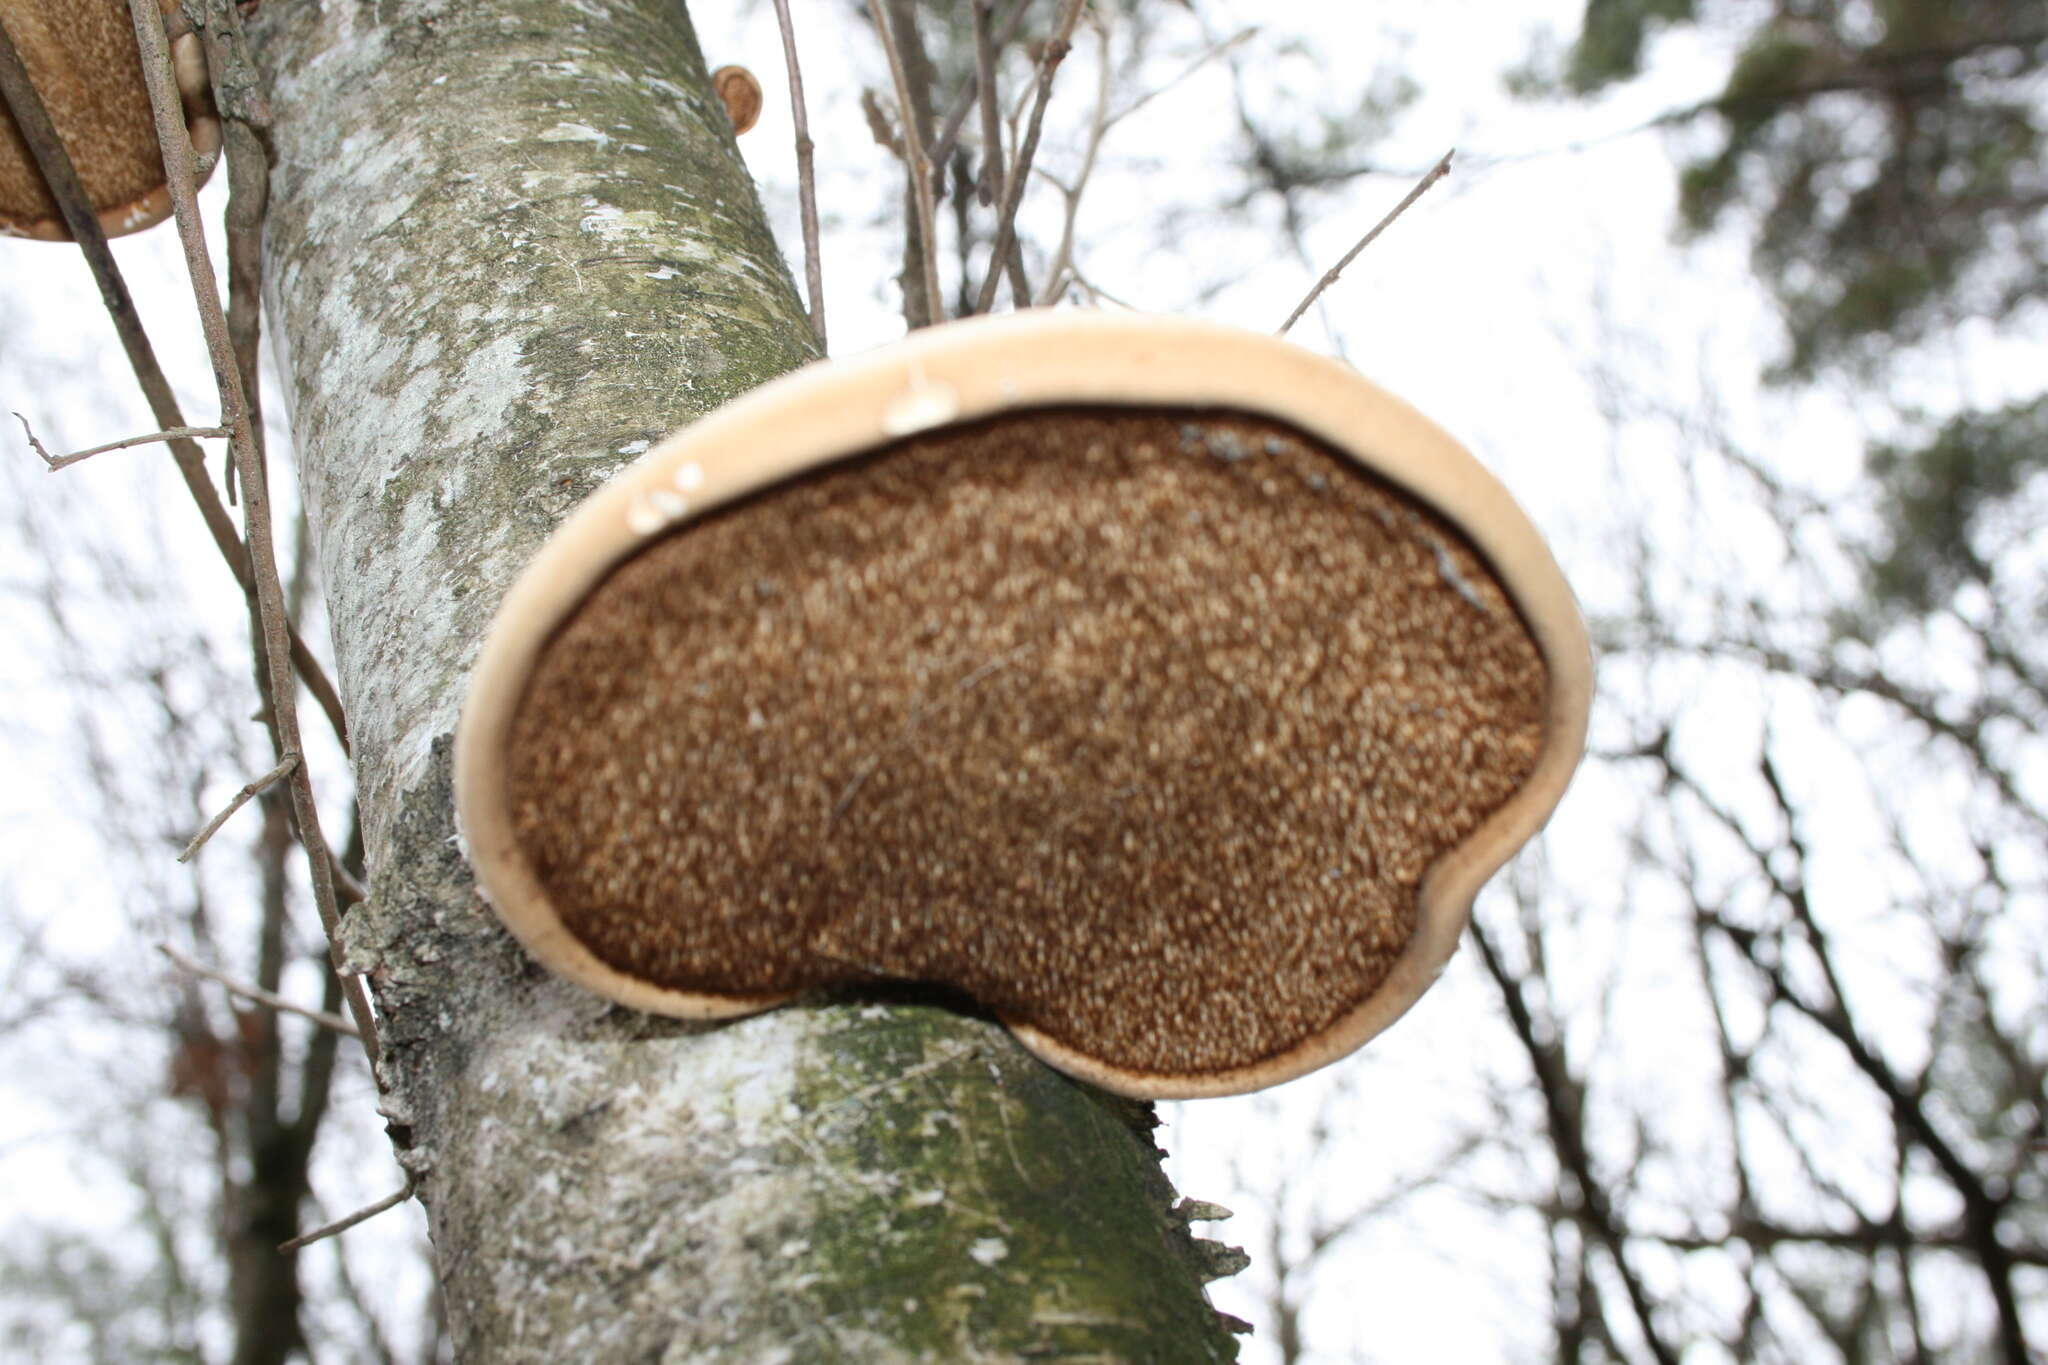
xmin=1034 ymin=11 xmax=1111 ymax=305
xmin=0 ymin=21 xmax=349 ymax=753
xmin=129 ymin=0 xmax=379 ymax=1065
xmin=279 ymin=1175 xmax=417 ymax=1252
xmin=973 ymin=0 xmax=1084 ymax=315
xmin=16 ymin=415 xmax=234 ymax=472
xmin=769 ymin=0 xmax=826 ymax=350
xmin=869 ymin=0 xmax=945 ymax=327
xmin=1276 ymin=148 xmax=1454 ymax=336
xmin=179 ymin=754 xmax=300 ymax=862
xmin=159 ymin=941 xmax=361 ymax=1039
xmin=1108 ymin=25 xmax=1257 ymax=127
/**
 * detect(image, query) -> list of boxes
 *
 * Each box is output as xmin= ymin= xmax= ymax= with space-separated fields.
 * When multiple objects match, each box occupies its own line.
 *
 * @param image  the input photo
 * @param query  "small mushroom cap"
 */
xmin=456 ymin=312 xmax=1593 ymax=1099
xmin=0 ymin=0 xmax=221 ymax=242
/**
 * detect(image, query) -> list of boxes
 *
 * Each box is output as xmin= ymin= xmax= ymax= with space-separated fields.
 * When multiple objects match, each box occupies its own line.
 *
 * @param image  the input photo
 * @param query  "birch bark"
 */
xmin=246 ymin=2 xmax=1243 ymax=1358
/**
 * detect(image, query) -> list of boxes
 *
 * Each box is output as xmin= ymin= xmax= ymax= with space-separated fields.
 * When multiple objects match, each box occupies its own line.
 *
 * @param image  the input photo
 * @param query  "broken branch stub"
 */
xmin=0 ymin=0 xmax=220 ymax=241
xmin=455 ymin=312 xmax=1593 ymax=1099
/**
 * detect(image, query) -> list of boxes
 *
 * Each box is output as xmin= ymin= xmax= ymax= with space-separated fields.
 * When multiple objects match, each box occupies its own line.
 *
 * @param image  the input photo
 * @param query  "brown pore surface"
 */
xmin=0 ymin=1 xmax=165 ymax=231
xmin=504 ymin=407 xmax=1548 ymax=1077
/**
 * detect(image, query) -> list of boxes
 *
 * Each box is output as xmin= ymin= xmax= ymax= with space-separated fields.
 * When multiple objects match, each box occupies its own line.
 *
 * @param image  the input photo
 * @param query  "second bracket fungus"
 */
xmin=456 ymin=312 xmax=1593 ymax=1099
xmin=0 ymin=0 xmax=220 ymax=241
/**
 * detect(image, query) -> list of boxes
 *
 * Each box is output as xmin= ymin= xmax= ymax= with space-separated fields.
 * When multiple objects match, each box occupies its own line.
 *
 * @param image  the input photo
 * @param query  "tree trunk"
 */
xmin=246 ymin=2 xmax=1242 ymax=1359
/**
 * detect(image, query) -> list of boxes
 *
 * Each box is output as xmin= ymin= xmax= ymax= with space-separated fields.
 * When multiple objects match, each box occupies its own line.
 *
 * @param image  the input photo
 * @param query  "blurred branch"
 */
xmin=973 ymin=0 xmax=1084 ymax=314
xmin=1469 ymin=915 xmax=1683 ymax=1365
xmin=972 ymin=1 xmax=1006 ymax=208
xmin=1658 ymin=744 xmax=2032 ymax=1362
xmin=158 ymin=942 xmax=361 ymax=1039
xmin=870 ymin=0 xmax=944 ymax=327
xmin=927 ymin=0 xmax=1031 ymax=174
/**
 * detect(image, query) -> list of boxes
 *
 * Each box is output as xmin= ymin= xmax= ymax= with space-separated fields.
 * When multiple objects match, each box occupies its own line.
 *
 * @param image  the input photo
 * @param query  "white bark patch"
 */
xmin=539 ymin=121 xmax=613 ymax=148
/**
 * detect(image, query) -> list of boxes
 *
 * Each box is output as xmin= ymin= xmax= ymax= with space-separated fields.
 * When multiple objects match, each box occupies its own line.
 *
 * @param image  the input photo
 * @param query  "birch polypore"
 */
xmin=0 ymin=0 xmax=218 ymax=239
xmin=458 ymin=311 xmax=1593 ymax=1099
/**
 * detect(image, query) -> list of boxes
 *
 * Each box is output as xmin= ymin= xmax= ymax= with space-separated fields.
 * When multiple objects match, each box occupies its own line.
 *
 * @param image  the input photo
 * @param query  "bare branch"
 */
xmin=1277 ymin=148 xmax=1453 ymax=336
xmin=128 ymin=0 xmax=380 ymax=1064
xmin=158 ymin=942 xmax=361 ymax=1039
xmin=928 ymin=0 xmax=1033 ymax=172
xmin=15 ymin=415 xmax=234 ymax=472
xmin=869 ymin=0 xmax=945 ymax=327
xmin=179 ymin=754 xmax=300 ymax=862
xmin=1469 ymin=915 xmax=1683 ymax=1365
xmin=279 ymin=1176 xmax=417 ymax=1252
xmin=972 ymin=1 xmax=1006 ymax=208
xmin=769 ymin=0 xmax=826 ymax=350
xmin=973 ymin=0 xmax=1086 ymax=315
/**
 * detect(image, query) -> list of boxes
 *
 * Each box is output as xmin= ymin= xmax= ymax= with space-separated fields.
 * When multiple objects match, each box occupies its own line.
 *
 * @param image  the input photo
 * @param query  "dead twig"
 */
xmin=0 ymin=20 xmax=349 ymax=753
xmin=869 ymin=0 xmax=945 ymax=327
xmin=129 ymin=0 xmax=379 ymax=1064
xmin=179 ymin=754 xmax=300 ymax=862
xmin=769 ymin=0 xmax=826 ymax=350
xmin=16 ymin=415 xmax=235 ymax=473
xmin=159 ymin=941 xmax=361 ymax=1039
xmin=973 ymin=0 xmax=1085 ymax=315
xmin=1276 ymin=148 xmax=1454 ymax=337
xmin=280 ymin=1175 xmax=417 ymax=1252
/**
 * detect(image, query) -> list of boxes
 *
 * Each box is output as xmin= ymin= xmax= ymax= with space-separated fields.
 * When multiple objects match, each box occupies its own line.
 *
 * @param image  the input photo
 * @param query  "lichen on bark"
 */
xmin=248 ymin=1 xmax=1242 ymax=1358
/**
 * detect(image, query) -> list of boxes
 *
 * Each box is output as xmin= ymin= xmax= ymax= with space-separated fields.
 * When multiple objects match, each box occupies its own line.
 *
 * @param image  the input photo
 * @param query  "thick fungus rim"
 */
xmin=455 ymin=311 xmax=1593 ymax=1099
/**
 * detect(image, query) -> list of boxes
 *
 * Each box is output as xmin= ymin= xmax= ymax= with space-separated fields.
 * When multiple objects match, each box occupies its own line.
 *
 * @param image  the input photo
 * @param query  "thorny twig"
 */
xmin=0 ymin=20 xmax=349 ymax=753
xmin=159 ymin=941 xmax=361 ymax=1039
xmin=279 ymin=1175 xmax=418 ymax=1252
xmin=180 ymin=754 xmax=300 ymax=862
xmin=128 ymin=0 xmax=379 ymax=1064
xmin=1277 ymin=148 xmax=1454 ymax=336
xmin=15 ymin=414 xmax=233 ymax=472
xmin=769 ymin=0 xmax=826 ymax=349
xmin=869 ymin=0 xmax=945 ymax=327
xmin=973 ymin=0 xmax=1086 ymax=314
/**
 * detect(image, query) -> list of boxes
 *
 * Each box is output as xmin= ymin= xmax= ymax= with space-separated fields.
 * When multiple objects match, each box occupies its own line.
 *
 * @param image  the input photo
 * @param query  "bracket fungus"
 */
xmin=711 ymin=64 xmax=762 ymax=136
xmin=0 ymin=0 xmax=219 ymax=241
xmin=456 ymin=312 xmax=1592 ymax=1098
